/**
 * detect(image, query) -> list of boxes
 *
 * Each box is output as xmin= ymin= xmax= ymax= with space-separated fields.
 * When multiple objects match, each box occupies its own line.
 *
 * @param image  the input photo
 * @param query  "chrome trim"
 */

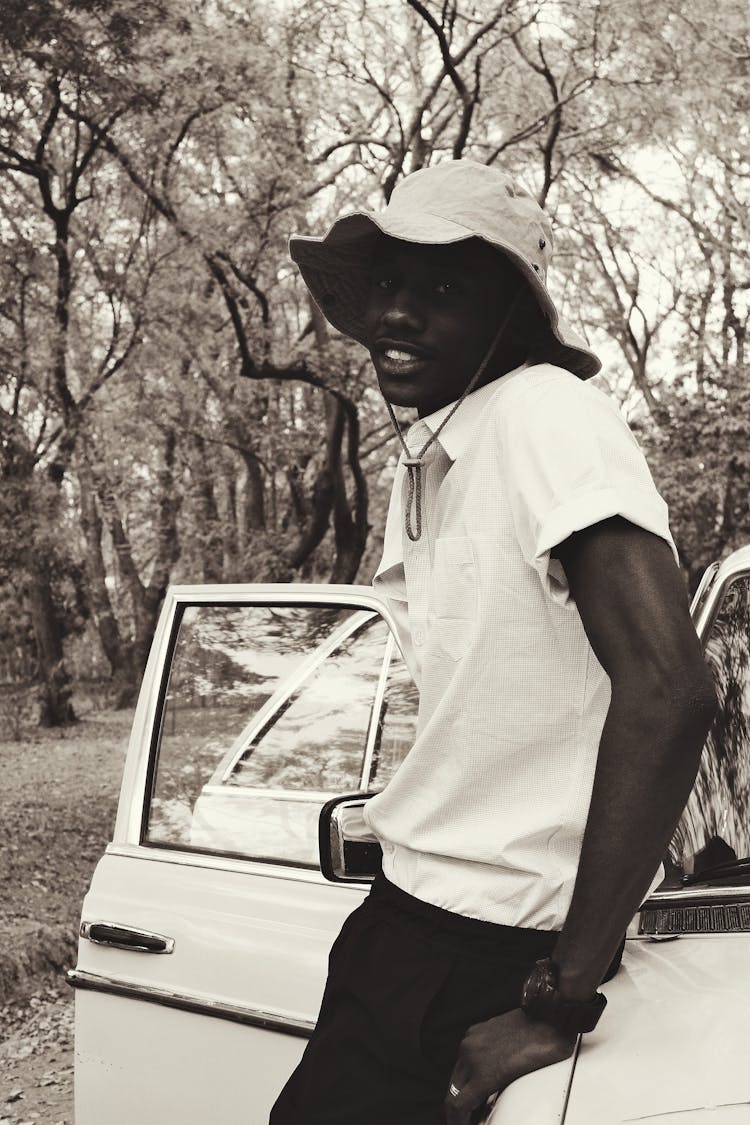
xmin=644 ymin=884 xmax=750 ymax=904
xmin=639 ymin=897 xmax=750 ymax=935
xmin=66 ymin=969 xmax=314 ymax=1038
xmin=360 ymin=631 xmax=395 ymax=789
xmin=325 ymin=796 xmax=380 ymax=882
xmin=635 ymin=884 xmax=750 ymax=937
xmin=167 ymin=583 xmax=395 ymax=605
xmin=690 ymin=560 xmax=720 ymax=619
xmin=195 ymin=784 xmax=341 ymax=803
xmin=691 ymin=546 xmax=750 ymax=642
xmin=80 ymin=920 xmax=175 ymax=954
xmin=104 ymin=841 xmax=373 ymax=888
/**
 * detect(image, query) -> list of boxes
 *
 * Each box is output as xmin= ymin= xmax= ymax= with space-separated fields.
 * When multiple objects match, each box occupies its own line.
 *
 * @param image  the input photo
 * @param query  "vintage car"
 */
xmin=69 ymin=545 xmax=750 ymax=1124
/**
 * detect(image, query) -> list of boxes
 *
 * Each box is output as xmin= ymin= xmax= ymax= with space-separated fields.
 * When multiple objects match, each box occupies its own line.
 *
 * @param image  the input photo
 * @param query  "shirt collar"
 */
xmin=417 ymin=362 xmax=531 ymax=461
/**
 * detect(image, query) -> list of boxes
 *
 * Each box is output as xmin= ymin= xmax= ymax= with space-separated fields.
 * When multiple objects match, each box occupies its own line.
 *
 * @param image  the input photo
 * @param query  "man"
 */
xmin=271 ymin=160 xmax=716 ymax=1125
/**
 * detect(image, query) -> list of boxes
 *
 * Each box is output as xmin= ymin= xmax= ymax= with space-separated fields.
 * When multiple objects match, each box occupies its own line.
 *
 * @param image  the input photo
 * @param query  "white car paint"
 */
xmin=71 ymin=551 xmax=750 ymax=1124
xmin=485 ymin=930 xmax=750 ymax=1124
xmin=74 ymin=849 xmax=367 ymax=1123
xmin=563 ymin=935 xmax=750 ymax=1124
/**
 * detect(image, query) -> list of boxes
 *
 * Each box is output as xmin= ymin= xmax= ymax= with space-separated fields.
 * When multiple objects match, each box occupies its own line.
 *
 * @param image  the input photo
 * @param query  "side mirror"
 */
xmin=319 ymin=793 xmax=383 ymax=883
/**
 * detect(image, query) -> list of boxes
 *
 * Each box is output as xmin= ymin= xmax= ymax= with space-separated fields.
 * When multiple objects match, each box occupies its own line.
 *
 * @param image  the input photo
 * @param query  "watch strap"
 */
xmin=521 ymin=957 xmax=607 ymax=1035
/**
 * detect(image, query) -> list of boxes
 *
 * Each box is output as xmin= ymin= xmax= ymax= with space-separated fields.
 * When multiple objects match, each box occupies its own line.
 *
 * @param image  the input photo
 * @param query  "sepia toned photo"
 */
xmin=1 ymin=2 xmax=749 ymax=1123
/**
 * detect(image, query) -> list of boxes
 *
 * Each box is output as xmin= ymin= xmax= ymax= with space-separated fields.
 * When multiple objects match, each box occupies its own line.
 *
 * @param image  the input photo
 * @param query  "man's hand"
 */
xmin=444 ymin=1009 xmax=577 ymax=1125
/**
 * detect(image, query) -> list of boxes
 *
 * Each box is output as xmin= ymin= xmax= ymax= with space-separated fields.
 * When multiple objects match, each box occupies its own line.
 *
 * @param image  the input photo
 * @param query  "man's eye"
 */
xmin=371 ymin=272 xmax=394 ymax=290
xmin=435 ymin=280 xmax=458 ymax=295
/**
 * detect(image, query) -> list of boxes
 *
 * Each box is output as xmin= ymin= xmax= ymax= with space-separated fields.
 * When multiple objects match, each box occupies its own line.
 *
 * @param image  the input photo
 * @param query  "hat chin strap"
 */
xmin=381 ymin=291 xmax=523 ymax=542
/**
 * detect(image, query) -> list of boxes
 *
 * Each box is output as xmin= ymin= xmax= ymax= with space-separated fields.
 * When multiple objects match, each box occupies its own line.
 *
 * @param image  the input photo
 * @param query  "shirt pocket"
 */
xmin=432 ymin=536 xmax=478 ymax=661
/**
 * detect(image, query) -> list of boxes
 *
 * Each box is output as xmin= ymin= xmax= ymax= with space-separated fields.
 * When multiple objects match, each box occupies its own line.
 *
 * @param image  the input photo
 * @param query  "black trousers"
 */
xmin=270 ymin=874 xmax=590 ymax=1125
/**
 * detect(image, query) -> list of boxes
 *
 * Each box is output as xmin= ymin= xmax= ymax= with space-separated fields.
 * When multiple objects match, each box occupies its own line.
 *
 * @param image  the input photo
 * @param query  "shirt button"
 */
xmin=383 ymin=842 xmax=394 ymax=854
xmin=414 ymin=627 xmax=425 ymax=645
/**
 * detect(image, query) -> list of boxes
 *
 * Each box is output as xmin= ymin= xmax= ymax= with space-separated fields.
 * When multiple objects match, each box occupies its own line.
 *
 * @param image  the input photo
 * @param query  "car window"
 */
xmin=145 ymin=603 xmax=390 ymax=867
xmin=368 ymin=640 xmax=419 ymax=790
xmin=666 ymin=574 xmax=750 ymax=883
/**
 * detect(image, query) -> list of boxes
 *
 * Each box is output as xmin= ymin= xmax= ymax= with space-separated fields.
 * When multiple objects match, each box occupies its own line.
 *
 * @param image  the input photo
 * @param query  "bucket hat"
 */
xmin=289 ymin=159 xmax=601 ymax=381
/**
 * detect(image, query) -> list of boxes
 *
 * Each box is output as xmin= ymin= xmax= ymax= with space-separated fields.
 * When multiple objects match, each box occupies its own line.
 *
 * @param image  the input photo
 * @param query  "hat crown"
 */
xmin=388 ymin=160 xmax=554 ymax=264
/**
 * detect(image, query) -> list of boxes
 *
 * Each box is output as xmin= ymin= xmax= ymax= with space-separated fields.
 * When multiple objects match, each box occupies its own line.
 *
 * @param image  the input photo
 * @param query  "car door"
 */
xmin=69 ymin=584 xmax=418 ymax=1125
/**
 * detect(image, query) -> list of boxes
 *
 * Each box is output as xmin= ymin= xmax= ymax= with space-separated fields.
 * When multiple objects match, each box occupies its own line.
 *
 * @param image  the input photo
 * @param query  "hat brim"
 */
xmin=290 ymin=211 xmax=601 ymax=380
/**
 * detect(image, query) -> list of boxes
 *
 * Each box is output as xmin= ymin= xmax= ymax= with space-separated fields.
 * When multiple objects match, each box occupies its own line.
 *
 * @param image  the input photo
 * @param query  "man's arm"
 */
xmin=551 ymin=515 xmax=717 ymax=996
xmin=445 ymin=516 xmax=717 ymax=1125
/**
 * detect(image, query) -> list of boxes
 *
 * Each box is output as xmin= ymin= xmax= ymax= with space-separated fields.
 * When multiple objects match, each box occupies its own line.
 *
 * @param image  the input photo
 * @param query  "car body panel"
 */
xmin=484 ymin=1055 xmax=576 ymax=1124
xmin=564 ymin=934 xmax=750 ymax=1123
xmin=73 ymin=990 xmax=303 ymax=1124
xmin=71 ymin=550 xmax=750 ymax=1123
xmin=74 ymin=849 xmax=368 ymax=1123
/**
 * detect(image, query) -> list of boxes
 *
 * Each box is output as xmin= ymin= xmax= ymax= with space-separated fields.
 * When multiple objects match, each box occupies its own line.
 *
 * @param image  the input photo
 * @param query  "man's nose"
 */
xmin=379 ymin=289 xmax=426 ymax=333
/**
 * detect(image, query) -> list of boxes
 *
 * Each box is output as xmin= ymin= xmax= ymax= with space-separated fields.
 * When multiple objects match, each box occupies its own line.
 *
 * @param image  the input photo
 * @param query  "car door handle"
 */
xmin=81 ymin=921 xmax=175 ymax=954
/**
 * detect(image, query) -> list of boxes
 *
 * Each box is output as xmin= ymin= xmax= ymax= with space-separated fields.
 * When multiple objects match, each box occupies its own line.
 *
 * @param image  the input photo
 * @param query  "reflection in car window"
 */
xmin=369 ymin=642 xmax=419 ymax=790
xmin=668 ymin=575 xmax=750 ymax=883
xmin=145 ymin=604 xmax=389 ymax=867
xmin=228 ymin=616 xmax=389 ymax=792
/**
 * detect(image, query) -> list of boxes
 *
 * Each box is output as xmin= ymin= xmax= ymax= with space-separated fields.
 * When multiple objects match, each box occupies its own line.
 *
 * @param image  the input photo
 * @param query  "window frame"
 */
xmin=107 ymin=585 xmax=403 ymax=873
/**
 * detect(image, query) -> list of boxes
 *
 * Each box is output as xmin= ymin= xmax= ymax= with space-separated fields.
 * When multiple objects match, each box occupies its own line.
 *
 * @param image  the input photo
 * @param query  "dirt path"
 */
xmin=0 ymin=989 xmax=73 ymax=1122
xmin=0 ymin=704 xmax=133 ymax=1120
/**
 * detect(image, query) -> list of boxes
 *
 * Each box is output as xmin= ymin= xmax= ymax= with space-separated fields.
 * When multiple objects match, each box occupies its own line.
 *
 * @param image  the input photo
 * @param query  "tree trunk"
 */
xmin=287 ymin=395 xmax=344 ymax=570
xmin=3 ymin=415 xmax=77 ymax=725
xmin=219 ymin=470 xmax=238 ymax=579
xmin=189 ymin=435 xmax=223 ymax=581
xmin=136 ymin=428 xmax=181 ymax=675
xmin=77 ymin=461 xmax=129 ymax=689
xmin=330 ymin=405 xmax=369 ymax=584
xmin=25 ymin=554 xmax=76 ymax=726
xmin=241 ymin=449 xmax=266 ymax=531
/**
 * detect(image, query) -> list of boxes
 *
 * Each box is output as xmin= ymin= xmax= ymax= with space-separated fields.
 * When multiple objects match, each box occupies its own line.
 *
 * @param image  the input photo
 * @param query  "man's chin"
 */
xmin=375 ymin=374 xmax=424 ymax=411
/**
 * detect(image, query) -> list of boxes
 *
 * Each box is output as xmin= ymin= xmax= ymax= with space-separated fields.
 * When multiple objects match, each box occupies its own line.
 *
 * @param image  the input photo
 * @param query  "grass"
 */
xmin=0 ymin=699 xmax=132 ymax=1006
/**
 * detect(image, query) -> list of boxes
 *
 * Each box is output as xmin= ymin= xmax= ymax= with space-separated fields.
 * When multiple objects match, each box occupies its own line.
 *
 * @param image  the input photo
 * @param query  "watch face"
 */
xmin=521 ymin=961 xmax=549 ymax=1009
xmin=522 ymin=958 xmax=606 ymax=1033
xmin=521 ymin=973 xmax=536 ymax=1007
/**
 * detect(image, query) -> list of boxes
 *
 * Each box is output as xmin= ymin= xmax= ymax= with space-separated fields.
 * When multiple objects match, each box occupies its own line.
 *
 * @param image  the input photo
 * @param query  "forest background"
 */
xmin=1 ymin=0 xmax=749 ymax=726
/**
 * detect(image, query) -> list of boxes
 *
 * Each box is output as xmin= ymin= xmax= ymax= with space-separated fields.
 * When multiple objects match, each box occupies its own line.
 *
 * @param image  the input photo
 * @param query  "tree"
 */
xmin=1 ymin=0 xmax=749 ymax=716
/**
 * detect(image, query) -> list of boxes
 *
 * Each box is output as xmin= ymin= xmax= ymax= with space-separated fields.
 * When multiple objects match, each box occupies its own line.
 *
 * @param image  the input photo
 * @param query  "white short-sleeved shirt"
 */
xmin=364 ymin=362 xmax=678 ymax=929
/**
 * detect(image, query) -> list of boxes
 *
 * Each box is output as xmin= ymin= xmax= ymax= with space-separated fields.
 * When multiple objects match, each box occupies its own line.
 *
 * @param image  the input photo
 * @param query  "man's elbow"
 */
xmin=615 ymin=657 xmax=718 ymax=756
xmin=645 ymin=659 xmax=718 ymax=760
xmin=682 ymin=664 xmax=719 ymax=739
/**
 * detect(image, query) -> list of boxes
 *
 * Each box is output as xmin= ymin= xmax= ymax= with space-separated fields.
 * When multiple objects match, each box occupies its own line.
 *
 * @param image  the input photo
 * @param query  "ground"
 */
xmin=0 ymin=702 xmax=132 ymax=1121
xmin=0 ymin=990 xmax=74 ymax=1123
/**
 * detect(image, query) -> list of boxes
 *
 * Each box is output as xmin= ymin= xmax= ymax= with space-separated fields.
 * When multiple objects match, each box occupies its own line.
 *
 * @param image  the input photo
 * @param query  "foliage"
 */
xmin=0 ymin=0 xmax=748 ymax=717
xmin=642 ymin=380 xmax=750 ymax=587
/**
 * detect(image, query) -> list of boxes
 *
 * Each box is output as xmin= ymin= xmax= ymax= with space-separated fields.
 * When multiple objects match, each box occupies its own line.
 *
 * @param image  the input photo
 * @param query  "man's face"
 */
xmin=362 ymin=236 xmax=520 ymax=416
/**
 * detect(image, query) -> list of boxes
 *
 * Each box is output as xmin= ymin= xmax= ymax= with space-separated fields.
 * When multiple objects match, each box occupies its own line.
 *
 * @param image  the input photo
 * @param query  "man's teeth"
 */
xmin=385 ymin=348 xmax=421 ymax=361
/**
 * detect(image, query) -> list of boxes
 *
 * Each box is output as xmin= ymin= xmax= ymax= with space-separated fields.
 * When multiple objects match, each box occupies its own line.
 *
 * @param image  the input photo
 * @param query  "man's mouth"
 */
xmin=374 ymin=339 xmax=433 ymax=377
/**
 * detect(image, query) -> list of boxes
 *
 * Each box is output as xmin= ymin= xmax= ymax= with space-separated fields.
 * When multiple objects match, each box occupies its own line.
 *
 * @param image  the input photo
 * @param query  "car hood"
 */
xmin=487 ymin=934 xmax=750 ymax=1125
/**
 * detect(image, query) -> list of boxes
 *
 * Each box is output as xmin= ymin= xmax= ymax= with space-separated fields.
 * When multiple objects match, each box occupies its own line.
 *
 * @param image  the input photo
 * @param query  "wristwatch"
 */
xmin=520 ymin=957 xmax=607 ymax=1036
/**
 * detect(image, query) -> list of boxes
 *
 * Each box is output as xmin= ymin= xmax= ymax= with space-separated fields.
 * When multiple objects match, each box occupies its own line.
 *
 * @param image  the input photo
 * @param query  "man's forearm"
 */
xmin=553 ymin=672 xmax=717 ymax=1001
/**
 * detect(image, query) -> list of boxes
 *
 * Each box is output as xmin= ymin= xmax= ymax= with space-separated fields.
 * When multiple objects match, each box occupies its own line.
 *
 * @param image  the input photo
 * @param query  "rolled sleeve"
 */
xmin=498 ymin=373 xmax=679 ymax=605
